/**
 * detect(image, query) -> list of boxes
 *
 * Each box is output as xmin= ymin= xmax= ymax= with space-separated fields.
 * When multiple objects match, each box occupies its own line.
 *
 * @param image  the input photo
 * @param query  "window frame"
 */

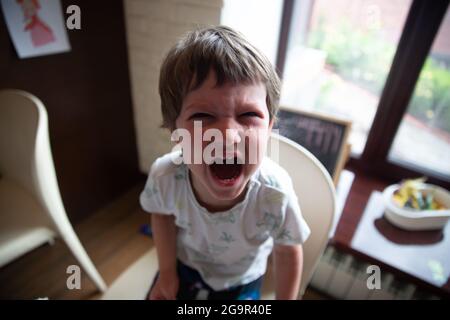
xmin=276 ymin=0 xmax=450 ymax=189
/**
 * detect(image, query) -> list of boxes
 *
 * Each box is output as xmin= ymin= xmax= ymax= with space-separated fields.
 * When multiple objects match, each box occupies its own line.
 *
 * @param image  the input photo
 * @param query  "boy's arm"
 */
xmin=273 ymin=244 xmax=303 ymax=300
xmin=149 ymin=213 xmax=178 ymax=299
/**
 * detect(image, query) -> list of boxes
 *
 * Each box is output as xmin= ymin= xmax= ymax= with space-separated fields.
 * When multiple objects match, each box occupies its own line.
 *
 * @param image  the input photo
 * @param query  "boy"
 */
xmin=140 ymin=26 xmax=310 ymax=300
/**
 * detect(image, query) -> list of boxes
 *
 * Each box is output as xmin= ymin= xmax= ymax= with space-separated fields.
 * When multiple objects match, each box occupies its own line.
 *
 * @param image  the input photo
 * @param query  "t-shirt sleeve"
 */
xmin=139 ymin=159 xmax=174 ymax=215
xmin=272 ymin=191 xmax=311 ymax=246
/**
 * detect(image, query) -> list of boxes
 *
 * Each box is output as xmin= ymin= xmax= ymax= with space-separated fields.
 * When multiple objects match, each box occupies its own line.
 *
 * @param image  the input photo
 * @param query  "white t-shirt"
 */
xmin=140 ymin=151 xmax=311 ymax=291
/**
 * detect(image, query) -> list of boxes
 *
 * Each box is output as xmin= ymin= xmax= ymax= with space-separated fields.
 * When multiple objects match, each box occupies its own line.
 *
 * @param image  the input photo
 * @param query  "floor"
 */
xmin=0 ymin=183 xmax=326 ymax=300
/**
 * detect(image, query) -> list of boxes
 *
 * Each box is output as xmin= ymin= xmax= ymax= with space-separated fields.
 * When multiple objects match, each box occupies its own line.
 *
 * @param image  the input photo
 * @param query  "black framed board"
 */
xmin=274 ymin=107 xmax=352 ymax=185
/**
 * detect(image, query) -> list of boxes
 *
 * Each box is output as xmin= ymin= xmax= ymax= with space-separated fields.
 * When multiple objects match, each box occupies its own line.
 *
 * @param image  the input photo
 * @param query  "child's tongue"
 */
xmin=210 ymin=163 xmax=242 ymax=180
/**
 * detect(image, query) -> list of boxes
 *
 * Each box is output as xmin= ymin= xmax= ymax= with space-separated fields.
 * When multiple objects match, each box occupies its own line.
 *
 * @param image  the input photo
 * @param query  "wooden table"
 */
xmin=334 ymin=190 xmax=450 ymax=298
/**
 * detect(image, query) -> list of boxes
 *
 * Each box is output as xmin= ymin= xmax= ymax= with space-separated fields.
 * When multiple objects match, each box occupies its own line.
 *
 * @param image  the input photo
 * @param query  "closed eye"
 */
xmin=189 ymin=113 xmax=213 ymax=120
xmin=240 ymin=112 xmax=261 ymax=118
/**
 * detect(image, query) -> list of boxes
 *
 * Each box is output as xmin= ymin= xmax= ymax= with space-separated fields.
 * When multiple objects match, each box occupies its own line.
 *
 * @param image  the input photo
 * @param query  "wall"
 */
xmin=124 ymin=0 xmax=223 ymax=173
xmin=0 ymin=0 xmax=142 ymax=223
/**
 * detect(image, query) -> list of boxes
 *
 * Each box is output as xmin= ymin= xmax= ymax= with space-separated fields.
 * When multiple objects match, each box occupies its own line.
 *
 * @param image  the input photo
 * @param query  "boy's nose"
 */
xmin=215 ymin=118 xmax=242 ymax=145
xmin=225 ymin=127 xmax=242 ymax=146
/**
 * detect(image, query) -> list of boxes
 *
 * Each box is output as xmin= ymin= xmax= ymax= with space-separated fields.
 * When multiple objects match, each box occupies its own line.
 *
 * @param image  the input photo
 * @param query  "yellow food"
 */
xmin=392 ymin=177 xmax=446 ymax=211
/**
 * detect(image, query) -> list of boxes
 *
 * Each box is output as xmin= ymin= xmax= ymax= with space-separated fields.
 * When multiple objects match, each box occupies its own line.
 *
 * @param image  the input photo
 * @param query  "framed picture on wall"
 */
xmin=1 ymin=0 xmax=70 ymax=58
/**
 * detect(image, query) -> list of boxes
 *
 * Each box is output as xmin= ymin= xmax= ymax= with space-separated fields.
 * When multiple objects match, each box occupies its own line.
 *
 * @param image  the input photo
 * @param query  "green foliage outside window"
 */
xmin=308 ymin=18 xmax=450 ymax=133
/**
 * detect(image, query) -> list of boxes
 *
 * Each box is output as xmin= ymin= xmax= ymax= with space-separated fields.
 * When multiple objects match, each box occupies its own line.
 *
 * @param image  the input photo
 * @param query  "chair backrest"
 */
xmin=0 ymin=89 xmax=41 ymax=193
xmin=0 ymin=89 xmax=67 ymax=223
xmin=267 ymin=133 xmax=336 ymax=297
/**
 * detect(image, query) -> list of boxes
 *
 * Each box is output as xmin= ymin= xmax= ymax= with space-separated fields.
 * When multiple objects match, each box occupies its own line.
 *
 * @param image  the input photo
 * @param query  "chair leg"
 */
xmin=61 ymin=229 xmax=108 ymax=292
xmin=51 ymin=214 xmax=107 ymax=292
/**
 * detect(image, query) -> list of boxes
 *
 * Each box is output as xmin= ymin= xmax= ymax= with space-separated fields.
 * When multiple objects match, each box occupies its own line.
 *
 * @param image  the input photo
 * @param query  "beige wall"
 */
xmin=124 ymin=0 xmax=223 ymax=173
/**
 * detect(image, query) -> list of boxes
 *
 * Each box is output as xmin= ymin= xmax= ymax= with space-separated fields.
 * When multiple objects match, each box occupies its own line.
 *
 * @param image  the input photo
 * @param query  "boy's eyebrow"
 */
xmin=183 ymin=102 xmax=213 ymax=112
xmin=184 ymin=101 xmax=266 ymax=113
xmin=237 ymin=102 xmax=263 ymax=109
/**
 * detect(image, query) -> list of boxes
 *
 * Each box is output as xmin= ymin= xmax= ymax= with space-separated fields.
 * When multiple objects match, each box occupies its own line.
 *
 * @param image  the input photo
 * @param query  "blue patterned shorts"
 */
xmin=149 ymin=260 xmax=263 ymax=300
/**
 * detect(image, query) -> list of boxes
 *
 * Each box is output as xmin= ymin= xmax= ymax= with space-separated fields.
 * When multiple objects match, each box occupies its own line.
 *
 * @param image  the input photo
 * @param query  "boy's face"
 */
xmin=175 ymin=70 xmax=273 ymax=211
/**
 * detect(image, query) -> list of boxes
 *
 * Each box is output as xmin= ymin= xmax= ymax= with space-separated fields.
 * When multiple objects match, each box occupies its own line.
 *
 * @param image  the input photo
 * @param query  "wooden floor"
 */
xmin=0 ymin=182 xmax=326 ymax=300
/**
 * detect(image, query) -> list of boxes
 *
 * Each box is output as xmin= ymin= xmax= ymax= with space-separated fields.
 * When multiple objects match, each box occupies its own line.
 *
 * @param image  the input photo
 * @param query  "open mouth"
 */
xmin=209 ymin=157 xmax=243 ymax=185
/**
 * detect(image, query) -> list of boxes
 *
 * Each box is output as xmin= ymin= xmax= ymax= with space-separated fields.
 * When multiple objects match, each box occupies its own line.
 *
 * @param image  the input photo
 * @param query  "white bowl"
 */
xmin=382 ymin=184 xmax=450 ymax=231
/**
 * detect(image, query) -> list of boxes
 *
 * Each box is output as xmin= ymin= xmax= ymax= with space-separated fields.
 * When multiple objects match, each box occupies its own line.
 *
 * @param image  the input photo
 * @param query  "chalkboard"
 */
xmin=274 ymin=107 xmax=351 ymax=184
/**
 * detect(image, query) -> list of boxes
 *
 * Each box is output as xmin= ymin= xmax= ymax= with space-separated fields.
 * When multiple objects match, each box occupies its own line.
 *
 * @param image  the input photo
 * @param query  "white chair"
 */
xmin=101 ymin=133 xmax=335 ymax=299
xmin=265 ymin=133 xmax=336 ymax=298
xmin=0 ymin=89 xmax=106 ymax=292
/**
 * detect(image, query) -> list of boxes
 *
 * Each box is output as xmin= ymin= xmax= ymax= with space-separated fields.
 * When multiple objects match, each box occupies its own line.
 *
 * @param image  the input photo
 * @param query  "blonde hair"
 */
xmin=159 ymin=25 xmax=281 ymax=131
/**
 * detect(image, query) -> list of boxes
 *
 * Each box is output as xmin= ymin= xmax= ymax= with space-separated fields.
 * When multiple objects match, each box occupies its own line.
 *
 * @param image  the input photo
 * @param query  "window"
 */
xmin=388 ymin=8 xmax=450 ymax=178
xmin=277 ymin=0 xmax=450 ymax=188
xmin=280 ymin=0 xmax=411 ymax=155
xmin=221 ymin=0 xmax=283 ymax=66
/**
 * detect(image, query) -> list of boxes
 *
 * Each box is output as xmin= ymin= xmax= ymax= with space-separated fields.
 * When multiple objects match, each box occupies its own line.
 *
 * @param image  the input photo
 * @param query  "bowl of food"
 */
xmin=382 ymin=178 xmax=450 ymax=231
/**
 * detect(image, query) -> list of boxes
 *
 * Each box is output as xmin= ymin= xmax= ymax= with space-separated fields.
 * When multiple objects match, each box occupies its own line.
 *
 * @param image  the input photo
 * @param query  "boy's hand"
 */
xmin=148 ymin=272 xmax=179 ymax=300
